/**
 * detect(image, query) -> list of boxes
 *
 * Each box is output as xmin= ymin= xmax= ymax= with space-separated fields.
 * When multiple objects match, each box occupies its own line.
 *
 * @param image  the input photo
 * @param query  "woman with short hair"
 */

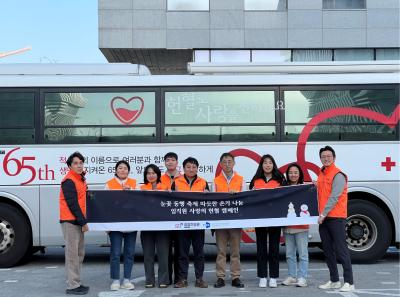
xmin=105 ymin=160 xmax=137 ymax=291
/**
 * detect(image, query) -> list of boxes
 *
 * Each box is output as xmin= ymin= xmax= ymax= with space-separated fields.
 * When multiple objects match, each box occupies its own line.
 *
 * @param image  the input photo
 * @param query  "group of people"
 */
xmin=59 ymin=146 xmax=354 ymax=295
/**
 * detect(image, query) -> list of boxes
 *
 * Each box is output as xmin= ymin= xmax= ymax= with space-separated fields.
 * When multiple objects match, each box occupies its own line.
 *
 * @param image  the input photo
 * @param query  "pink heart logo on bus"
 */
xmin=111 ymin=96 xmax=144 ymax=125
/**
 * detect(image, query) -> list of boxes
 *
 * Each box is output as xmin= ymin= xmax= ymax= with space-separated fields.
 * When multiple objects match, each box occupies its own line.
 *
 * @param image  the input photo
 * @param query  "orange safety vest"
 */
xmin=318 ymin=163 xmax=348 ymax=218
xmin=140 ymin=182 xmax=168 ymax=191
xmin=174 ymin=175 xmax=207 ymax=192
xmin=59 ymin=170 xmax=87 ymax=221
xmin=106 ymin=177 xmax=137 ymax=190
xmin=214 ymin=172 xmax=243 ymax=192
xmin=253 ymin=178 xmax=281 ymax=189
xmin=160 ymin=173 xmax=181 ymax=190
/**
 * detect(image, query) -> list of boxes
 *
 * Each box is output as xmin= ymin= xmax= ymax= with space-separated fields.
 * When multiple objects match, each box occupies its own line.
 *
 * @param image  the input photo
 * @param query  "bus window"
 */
xmin=283 ymin=88 xmax=398 ymax=142
xmin=44 ymin=92 xmax=156 ymax=143
xmin=0 ymin=92 xmax=35 ymax=144
xmin=164 ymin=126 xmax=276 ymax=143
xmin=164 ymin=90 xmax=276 ymax=142
xmin=44 ymin=127 xmax=156 ymax=144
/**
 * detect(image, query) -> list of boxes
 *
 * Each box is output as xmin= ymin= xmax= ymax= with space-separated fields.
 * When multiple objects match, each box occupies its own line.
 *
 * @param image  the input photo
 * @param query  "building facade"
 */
xmin=99 ymin=0 xmax=400 ymax=73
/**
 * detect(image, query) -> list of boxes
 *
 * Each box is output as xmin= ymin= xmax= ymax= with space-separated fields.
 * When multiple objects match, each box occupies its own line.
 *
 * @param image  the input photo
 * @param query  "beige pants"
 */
xmin=61 ymin=222 xmax=85 ymax=289
xmin=215 ymin=228 xmax=241 ymax=279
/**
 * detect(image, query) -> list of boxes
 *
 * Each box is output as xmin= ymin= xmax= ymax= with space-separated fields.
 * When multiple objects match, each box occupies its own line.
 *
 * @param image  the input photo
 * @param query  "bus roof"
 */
xmin=0 ymin=61 xmax=398 ymax=87
xmin=0 ymin=63 xmax=151 ymax=76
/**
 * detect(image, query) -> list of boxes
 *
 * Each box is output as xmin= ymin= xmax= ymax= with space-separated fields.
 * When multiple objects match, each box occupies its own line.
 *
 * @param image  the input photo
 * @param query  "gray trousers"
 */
xmin=140 ymin=231 xmax=170 ymax=285
xmin=61 ymin=222 xmax=85 ymax=289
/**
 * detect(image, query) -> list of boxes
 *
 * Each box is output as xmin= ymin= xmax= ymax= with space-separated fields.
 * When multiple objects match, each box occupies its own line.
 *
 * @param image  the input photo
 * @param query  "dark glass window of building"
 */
xmin=323 ymin=0 xmax=366 ymax=9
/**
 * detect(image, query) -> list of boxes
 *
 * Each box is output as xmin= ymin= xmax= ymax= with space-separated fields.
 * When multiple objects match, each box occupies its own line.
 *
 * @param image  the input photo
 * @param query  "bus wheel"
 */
xmin=0 ymin=204 xmax=31 ymax=268
xmin=346 ymin=199 xmax=391 ymax=263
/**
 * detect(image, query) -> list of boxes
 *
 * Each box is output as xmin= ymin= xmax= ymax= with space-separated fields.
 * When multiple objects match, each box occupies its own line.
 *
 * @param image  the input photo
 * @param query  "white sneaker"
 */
xmin=269 ymin=278 xmax=277 ymax=288
xmin=340 ymin=282 xmax=355 ymax=292
xmin=319 ymin=280 xmax=341 ymax=289
xmin=259 ymin=277 xmax=267 ymax=288
xmin=296 ymin=277 xmax=308 ymax=287
xmin=110 ymin=280 xmax=120 ymax=291
xmin=121 ymin=279 xmax=135 ymax=290
xmin=282 ymin=277 xmax=297 ymax=286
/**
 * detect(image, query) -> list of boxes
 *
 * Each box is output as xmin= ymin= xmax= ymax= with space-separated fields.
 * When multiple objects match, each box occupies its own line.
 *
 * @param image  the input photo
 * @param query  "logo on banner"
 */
xmin=111 ymin=96 xmax=144 ymax=125
xmin=204 ymin=222 xmax=211 ymax=228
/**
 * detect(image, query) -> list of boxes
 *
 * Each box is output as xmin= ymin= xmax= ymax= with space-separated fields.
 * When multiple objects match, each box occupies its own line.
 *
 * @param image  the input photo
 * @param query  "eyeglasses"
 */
xmin=320 ymin=155 xmax=334 ymax=159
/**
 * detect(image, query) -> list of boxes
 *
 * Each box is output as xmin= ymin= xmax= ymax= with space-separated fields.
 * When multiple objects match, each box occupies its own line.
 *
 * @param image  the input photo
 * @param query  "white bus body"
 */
xmin=0 ymin=62 xmax=398 ymax=267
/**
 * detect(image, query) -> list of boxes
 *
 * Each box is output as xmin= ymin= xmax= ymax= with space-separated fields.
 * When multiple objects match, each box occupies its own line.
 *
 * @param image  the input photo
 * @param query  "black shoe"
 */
xmin=66 ymin=285 xmax=89 ymax=295
xmin=232 ymin=278 xmax=244 ymax=288
xmin=214 ymin=278 xmax=225 ymax=288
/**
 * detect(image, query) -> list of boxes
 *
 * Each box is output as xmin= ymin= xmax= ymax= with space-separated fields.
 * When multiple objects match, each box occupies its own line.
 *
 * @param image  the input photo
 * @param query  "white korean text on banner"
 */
xmin=87 ymin=184 xmax=318 ymax=231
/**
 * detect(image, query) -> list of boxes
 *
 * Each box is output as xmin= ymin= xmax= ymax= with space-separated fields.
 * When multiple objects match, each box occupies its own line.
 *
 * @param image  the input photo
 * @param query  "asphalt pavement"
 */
xmin=0 ymin=245 xmax=399 ymax=297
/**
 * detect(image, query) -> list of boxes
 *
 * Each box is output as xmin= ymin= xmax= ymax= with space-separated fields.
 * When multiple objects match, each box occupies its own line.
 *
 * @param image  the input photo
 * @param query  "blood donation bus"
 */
xmin=0 ymin=62 xmax=398 ymax=267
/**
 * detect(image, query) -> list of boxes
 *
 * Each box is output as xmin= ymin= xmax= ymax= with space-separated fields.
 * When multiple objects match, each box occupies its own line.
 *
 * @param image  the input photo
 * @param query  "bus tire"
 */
xmin=0 ymin=204 xmax=32 ymax=268
xmin=347 ymin=199 xmax=391 ymax=263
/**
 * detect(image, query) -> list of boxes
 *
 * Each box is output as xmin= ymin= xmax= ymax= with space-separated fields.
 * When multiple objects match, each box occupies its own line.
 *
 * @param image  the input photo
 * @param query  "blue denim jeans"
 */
xmin=284 ymin=231 xmax=309 ymax=279
xmin=109 ymin=231 xmax=137 ymax=280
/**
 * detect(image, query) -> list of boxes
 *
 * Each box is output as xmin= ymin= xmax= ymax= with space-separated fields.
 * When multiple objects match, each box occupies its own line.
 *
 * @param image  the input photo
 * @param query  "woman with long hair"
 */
xmin=249 ymin=154 xmax=286 ymax=289
xmin=281 ymin=163 xmax=309 ymax=288
xmin=140 ymin=164 xmax=170 ymax=288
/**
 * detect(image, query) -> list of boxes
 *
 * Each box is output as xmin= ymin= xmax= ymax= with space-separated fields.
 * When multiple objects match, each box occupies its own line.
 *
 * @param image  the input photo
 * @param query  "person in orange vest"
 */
xmin=59 ymin=152 xmax=89 ymax=295
xmin=317 ymin=146 xmax=354 ymax=292
xmin=213 ymin=152 xmax=245 ymax=289
xmin=249 ymin=154 xmax=286 ymax=289
xmin=140 ymin=164 xmax=170 ymax=288
xmin=172 ymin=157 xmax=209 ymax=289
xmin=161 ymin=152 xmax=181 ymax=190
xmin=160 ymin=152 xmax=182 ymax=285
xmin=105 ymin=160 xmax=137 ymax=291
xmin=281 ymin=163 xmax=309 ymax=288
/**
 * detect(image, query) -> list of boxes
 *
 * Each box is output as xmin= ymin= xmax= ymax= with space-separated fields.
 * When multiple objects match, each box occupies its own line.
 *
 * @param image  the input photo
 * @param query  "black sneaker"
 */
xmin=232 ymin=278 xmax=244 ymax=288
xmin=66 ymin=285 xmax=89 ymax=295
xmin=214 ymin=278 xmax=225 ymax=288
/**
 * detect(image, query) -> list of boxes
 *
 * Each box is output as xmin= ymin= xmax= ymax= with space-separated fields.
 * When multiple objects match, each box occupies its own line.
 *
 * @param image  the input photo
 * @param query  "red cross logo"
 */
xmin=381 ymin=157 xmax=396 ymax=171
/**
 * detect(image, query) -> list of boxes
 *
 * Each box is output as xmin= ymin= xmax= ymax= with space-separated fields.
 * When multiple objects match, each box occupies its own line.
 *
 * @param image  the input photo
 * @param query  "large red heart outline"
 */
xmin=111 ymin=96 xmax=144 ymax=125
xmin=215 ymin=104 xmax=400 ymax=181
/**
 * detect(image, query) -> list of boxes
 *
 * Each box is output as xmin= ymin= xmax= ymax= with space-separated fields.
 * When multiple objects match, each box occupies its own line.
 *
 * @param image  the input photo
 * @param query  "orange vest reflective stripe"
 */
xmin=161 ymin=173 xmax=181 ymax=190
xmin=106 ymin=177 xmax=137 ymax=190
xmin=140 ymin=182 xmax=168 ymax=191
xmin=317 ymin=164 xmax=348 ymax=218
xmin=174 ymin=175 xmax=207 ymax=192
xmin=214 ymin=172 xmax=243 ymax=192
xmin=253 ymin=178 xmax=280 ymax=189
xmin=59 ymin=170 xmax=87 ymax=221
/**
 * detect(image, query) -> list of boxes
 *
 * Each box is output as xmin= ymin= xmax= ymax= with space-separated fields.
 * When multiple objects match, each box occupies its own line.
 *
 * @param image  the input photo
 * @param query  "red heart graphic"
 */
xmin=215 ymin=104 xmax=400 ymax=182
xmin=296 ymin=104 xmax=400 ymax=181
xmin=111 ymin=96 xmax=144 ymax=125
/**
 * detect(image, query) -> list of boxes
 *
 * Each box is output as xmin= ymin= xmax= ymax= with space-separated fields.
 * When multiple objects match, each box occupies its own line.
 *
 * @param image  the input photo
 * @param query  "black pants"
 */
xmin=319 ymin=218 xmax=354 ymax=284
xmin=255 ymin=227 xmax=281 ymax=278
xmin=140 ymin=231 xmax=170 ymax=285
xmin=177 ymin=230 xmax=205 ymax=280
xmin=168 ymin=231 xmax=180 ymax=284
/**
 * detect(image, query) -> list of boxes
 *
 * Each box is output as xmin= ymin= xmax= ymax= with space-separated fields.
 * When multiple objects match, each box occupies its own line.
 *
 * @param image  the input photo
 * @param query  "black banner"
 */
xmin=87 ymin=184 xmax=318 ymax=231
